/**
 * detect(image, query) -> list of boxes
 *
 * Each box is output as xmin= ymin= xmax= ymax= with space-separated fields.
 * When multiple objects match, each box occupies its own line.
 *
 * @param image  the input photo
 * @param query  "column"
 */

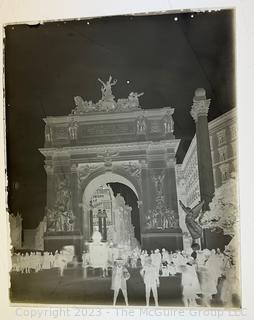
xmin=89 ymin=201 xmax=93 ymax=238
xmin=98 ymin=209 xmax=103 ymax=234
xmin=190 ymin=88 xmax=215 ymax=211
xmin=102 ymin=209 xmax=107 ymax=241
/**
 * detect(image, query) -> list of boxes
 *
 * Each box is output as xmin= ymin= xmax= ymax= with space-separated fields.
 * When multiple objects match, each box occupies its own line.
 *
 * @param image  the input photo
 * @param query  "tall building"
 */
xmin=209 ymin=109 xmax=237 ymax=188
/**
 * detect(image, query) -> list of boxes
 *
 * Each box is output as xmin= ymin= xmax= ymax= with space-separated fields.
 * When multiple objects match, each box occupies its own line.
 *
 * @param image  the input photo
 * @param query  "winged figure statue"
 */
xmin=179 ymin=199 xmax=204 ymax=241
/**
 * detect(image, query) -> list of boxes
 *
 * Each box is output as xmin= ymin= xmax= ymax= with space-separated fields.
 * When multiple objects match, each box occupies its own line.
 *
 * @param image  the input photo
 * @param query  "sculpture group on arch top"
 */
xmin=44 ymin=76 xmax=175 ymax=146
xmin=70 ymin=75 xmax=174 ymax=134
xmin=71 ymin=75 xmax=145 ymax=114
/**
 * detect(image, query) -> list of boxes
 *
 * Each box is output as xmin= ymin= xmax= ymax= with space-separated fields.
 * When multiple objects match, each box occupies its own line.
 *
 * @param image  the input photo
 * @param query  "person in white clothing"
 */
xmin=58 ymin=251 xmax=68 ymax=276
xmin=111 ymin=258 xmax=130 ymax=306
xmin=161 ymin=248 xmax=170 ymax=264
xmin=180 ymin=257 xmax=201 ymax=307
xmin=154 ymin=249 xmax=162 ymax=276
xmin=197 ymin=249 xmax=217 ymax=307
xmin=140 ymin=256 xmax=160 ymax=307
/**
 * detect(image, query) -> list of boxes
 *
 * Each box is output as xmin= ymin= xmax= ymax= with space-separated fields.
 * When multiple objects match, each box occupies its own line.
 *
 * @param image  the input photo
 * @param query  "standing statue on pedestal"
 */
xmin=137 ymin=116 xmax=146 ymax=134
xmin=45 ymin=125 xmax=53 ymax=143
xmin=163 ymin=115 xmax=174 ymax=135
xmin=179 ymin=200 xmax=204 ymax=242
xmin=68 ymin=120 xmax=79 ymax=140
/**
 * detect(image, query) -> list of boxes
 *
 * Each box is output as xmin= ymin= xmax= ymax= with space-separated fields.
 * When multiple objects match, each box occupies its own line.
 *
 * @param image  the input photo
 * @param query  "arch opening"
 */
xmin=82 ymin=172 xmax=141 ymax=246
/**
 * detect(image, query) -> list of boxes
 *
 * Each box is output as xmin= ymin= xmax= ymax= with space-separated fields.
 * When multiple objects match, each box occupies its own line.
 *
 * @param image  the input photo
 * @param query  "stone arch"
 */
xmin=82 ymin=171 xmax=139 ymax=205
xmin=80 ymin=170 xmax=142 ymax=241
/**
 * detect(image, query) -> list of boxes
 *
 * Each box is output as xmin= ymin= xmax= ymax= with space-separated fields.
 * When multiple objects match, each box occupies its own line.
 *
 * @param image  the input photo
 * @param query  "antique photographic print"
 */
xmin=5 ymin=9 xmax=240 ymax=308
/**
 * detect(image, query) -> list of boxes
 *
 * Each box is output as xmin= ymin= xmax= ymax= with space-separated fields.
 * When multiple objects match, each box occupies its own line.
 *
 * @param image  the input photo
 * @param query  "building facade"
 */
xmin=209 ymin=109 xmax=237 ymax=188
xmin=176 ymin=108 xmax=237 ymax=247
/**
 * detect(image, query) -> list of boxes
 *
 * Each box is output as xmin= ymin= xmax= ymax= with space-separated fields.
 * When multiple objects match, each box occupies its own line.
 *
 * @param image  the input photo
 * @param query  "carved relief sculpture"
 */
xmin=97 ymin=149 xmax=119 ymax=169
xmin=152 ymin=173 xmax=165 ymax=196
xmin=46 ymin=176 xmax=75 ymax=232
xmin=122 ymin=162 xmax=142 ymax=187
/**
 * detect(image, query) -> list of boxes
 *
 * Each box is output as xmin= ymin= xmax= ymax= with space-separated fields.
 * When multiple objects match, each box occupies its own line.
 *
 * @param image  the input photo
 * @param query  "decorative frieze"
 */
xmin=80 ymin=122 xmax=134 ymax=137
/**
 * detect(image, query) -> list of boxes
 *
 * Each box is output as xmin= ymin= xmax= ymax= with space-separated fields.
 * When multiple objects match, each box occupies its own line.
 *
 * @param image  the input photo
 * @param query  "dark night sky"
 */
xmin=4 ymin=10 xmax=235 ymax=229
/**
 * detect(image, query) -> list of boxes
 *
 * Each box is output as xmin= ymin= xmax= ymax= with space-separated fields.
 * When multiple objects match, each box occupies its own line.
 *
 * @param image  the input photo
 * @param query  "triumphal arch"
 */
xmin=40 ymin=76 xmax=183 ymax=257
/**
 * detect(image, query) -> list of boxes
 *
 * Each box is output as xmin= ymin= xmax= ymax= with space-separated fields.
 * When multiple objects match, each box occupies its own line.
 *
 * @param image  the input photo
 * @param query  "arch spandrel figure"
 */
xmin=179 ymin=200 xmax=204 ymax=241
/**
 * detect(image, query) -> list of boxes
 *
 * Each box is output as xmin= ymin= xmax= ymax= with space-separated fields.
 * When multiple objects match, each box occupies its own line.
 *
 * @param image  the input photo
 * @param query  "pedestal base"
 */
xmin=141 ymin=230 xmax=183 ymax=251
xmin=44 ymin=231 xmax=83 ymax=259
xmin=201 ymin=228 xmax=226 ymax=250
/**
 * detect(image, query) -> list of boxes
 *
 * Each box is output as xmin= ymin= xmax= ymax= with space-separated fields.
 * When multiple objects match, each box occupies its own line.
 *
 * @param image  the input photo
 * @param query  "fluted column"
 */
xmin=190 ymin=88 xmax=215 ymax=211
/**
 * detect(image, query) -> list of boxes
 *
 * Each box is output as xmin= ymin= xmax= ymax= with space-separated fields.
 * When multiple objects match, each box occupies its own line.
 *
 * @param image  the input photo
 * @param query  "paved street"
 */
xmin=10 ymin=266 xmax=183 ymax=306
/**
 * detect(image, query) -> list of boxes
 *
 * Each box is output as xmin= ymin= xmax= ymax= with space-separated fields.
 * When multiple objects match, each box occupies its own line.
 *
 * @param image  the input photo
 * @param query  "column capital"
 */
xmin=190 ymin=88 xmax=211 ymax=122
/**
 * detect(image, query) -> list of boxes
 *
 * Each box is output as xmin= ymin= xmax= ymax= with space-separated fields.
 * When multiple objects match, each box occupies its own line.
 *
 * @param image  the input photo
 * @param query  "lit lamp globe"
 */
xmin=92 ymin=230 xmax=102 ymax=243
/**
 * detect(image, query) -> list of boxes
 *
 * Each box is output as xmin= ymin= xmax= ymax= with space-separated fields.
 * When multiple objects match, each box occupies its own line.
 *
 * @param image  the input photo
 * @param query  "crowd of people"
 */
xmin=11 ymin=250 xmax=74 ymax=276
xmin=110 ymin=245 xmax=239 ymax=307
xmin=11 ymin=244 xmax=238 ymax=308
